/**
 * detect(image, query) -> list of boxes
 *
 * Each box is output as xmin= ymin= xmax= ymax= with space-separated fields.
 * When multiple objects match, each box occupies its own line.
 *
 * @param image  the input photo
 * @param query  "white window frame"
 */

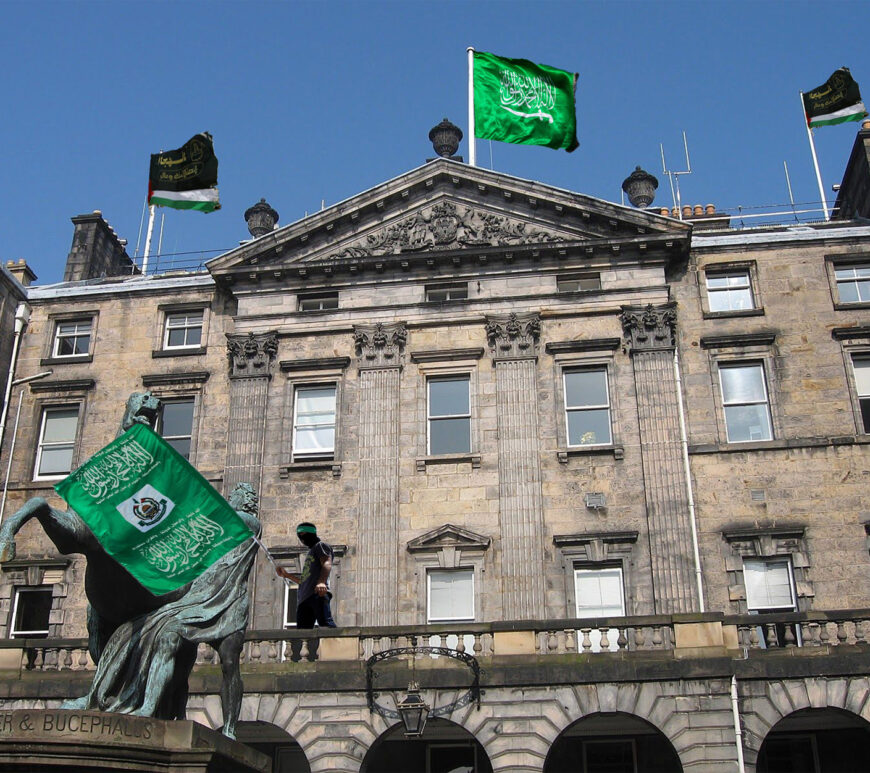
xmin=743 ymin=557 xmax=797 ymax=613
xmin=157 ymin=397 xmax=196 ymax=460
xmin=427 ymin=375 xmax=471 ymax=455
xmin=564 ymin=367 xmax=612 ymax=448
xmin=282 ymin=581 xmax=298 ymax=629
xmin=719 ymin=362 xmax=773 ymax=443
xmin=834 ymin=262 xmax=870 ymax=305
xmin=851 ymin=354 xmax=870 ymax=434
xmin=706 ymin=269 xmax=754 ymax=312
xmin=425 ymin=283 xmax=468 ymax=302
xmin=298 ymin=293 xmax=339 ymax=312
xmin=574 ymin=565 xmax=625 ymax=653
xmin=292 ymin=384 xmax=337 ymax=461
xmin=427 ymin=568 xmax=475 ymax=623
xmin=34 ymin=405 xmax=80 ymax=480
xmin=10 ymin=586 xmax=53 ymax=638
xmin=163 ymin=310 xmax=204 ymax=350
xmin=52 ymin=318 xmax=92 ymax=358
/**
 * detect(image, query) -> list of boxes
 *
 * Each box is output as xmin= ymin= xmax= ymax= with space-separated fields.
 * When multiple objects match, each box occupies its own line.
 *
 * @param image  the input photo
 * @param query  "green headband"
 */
xmin=296 ymin=524 xmax=317 ymax=535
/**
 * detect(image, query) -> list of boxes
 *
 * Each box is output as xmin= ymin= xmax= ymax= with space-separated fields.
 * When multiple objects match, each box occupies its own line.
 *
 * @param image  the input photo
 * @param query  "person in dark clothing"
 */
xmin=276 ymin=522 xmax=337 ymax=628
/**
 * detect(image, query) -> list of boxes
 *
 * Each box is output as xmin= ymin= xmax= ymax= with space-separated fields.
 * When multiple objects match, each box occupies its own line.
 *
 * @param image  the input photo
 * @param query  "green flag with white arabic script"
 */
xmin=473 ymin=50 xmax=579 ymax=152
xmin=55 ymin=423 xmax=253 ymax=596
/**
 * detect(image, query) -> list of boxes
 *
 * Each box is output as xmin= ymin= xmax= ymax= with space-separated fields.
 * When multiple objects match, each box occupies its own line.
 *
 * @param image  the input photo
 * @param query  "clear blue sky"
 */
xmin=2 ymin=0 xmax=869 ymax=284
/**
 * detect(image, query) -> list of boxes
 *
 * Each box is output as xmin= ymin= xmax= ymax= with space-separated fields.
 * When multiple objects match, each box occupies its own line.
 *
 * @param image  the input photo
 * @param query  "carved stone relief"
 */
xmin=485 ymin=312 xmax=541 ymax=359
xmin=329 ymin=201 xmax=564 ymax=260
xmin=226 ymin=332 xmax=278 ymax=378
xmin=353 ymin=322 xmax=407 ymax=368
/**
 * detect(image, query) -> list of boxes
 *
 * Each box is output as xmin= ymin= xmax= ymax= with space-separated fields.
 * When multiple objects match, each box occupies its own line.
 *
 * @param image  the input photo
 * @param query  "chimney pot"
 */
xmin=705 ymin=204 xmax=716 ymax=215
xmin=660 ymin=207 xmax=670 ymax=216
xmin=682 ymin=205 xmax=692 ymax=217
xmin=693 ymin=205 xmax=703 ymax=216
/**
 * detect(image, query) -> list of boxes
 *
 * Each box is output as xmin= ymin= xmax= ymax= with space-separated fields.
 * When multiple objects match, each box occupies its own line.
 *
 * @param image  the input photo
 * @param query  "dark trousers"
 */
xmin=296 ymin=595 xmax=337 ymax=629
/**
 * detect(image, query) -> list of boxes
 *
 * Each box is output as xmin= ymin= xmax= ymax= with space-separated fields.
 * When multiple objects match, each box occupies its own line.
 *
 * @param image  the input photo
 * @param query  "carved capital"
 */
xmin=353 ymin=322 xmax=407 ymax=368
xmin=620 ymin=303 xmax=677 ymax=353
xmin=227 ymin=332 xmax=278 ymax=377
xmin=485 ymin=312 xmax=541 ymax=360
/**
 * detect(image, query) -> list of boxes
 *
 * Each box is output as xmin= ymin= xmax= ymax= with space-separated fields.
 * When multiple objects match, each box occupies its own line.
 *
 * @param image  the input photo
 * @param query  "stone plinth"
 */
xmin=0 ymin=710 xmax=270 ymax=772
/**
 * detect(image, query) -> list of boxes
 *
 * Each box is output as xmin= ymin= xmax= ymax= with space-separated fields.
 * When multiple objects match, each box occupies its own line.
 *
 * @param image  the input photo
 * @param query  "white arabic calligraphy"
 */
xmin=499 ymin=69 xmax=556 ymax=123
xmin=78 ymin=440 xmax=155 ymax=501
xmin=134 ymin=512 xmax=226 ymax=575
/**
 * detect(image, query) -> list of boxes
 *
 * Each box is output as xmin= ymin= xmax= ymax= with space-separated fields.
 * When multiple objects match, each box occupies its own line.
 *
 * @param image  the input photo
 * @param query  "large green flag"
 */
xmin=473 ymin=51 xmax=579 ymax=152
xmin=55 ymin=423 xmax=253 ymax=595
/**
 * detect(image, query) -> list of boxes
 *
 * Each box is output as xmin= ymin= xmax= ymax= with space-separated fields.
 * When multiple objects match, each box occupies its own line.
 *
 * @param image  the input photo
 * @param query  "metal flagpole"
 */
xmin=142 ymin=205 xmax=157 ymax=274
xmin=801 ymin=92 xmax=830 ymax=221
xmin=467 ymin=46 xmax=476 ymax=167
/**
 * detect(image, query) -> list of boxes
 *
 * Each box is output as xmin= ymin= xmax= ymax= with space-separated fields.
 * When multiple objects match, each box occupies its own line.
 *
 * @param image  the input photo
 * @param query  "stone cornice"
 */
xmin=699 ymin=332 xmax=777 ymax=349
xmin=545 ymin=338 xmax=622 ymax=355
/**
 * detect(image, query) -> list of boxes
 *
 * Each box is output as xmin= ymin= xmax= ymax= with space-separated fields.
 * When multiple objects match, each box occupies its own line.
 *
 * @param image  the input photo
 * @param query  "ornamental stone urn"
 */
xmin=429 ymin=118 xmax=463 ymax=159
xmin=244 ymin=198 xmax=279 ymax=238
xmin=621 ymin=167 xmax=659 ymax=208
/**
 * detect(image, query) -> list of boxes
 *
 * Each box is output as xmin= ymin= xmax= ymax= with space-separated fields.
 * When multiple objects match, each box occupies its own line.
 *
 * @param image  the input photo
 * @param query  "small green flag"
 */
xmin=55 ymin=423 xmax=253 ymax=596
xmin=473 ymin=51 xmax=579 ymax=152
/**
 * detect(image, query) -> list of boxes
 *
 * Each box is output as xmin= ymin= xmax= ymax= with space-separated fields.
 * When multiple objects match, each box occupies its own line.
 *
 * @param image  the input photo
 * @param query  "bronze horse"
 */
xmin=0 ymin=393 xmax=259 ymax=738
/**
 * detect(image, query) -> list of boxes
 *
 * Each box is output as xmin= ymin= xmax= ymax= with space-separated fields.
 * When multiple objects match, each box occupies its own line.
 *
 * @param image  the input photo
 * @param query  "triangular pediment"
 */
xmin=207 ymin=159 xmax=689 ymax=281
xmin=406 ymin=524 xmax=492 ymax=553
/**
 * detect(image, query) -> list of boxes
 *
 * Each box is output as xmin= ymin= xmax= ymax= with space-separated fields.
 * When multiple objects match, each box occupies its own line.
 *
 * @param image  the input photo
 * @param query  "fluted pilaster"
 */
xmin=354 ymin=323 xmax=406 ymax=626
xmin=487 ymin=313 xmax=546 ymax=619
xmin=621 ymin=304 xmax=699 ymax=613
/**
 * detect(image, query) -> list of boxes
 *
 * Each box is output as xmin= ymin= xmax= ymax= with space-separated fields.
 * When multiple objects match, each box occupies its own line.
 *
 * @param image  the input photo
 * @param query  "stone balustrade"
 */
xmin=3 ymin=609 xmax=870 ymax=673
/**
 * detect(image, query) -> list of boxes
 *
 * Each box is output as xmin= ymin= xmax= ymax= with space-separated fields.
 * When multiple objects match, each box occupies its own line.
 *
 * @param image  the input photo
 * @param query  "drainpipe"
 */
xmin=673 ymin=346 xmax=705 ymax=611
xmin=731 ymin=675 xmax=747 ymax=773
xmin=0 ymin=303 xmax=31 ymax=461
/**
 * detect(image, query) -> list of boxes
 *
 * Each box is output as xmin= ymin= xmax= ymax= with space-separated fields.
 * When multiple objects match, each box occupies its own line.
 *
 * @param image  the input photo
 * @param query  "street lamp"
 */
xmin=366 ymin=640 xmax=480 ymax=739
xmin=397 ymin=681 xmax=430 ymax=737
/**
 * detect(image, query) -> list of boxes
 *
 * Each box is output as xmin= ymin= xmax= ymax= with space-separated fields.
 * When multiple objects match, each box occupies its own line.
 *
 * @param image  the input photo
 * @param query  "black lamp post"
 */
xmin=397 ymin=681 xmax=430 ymax=737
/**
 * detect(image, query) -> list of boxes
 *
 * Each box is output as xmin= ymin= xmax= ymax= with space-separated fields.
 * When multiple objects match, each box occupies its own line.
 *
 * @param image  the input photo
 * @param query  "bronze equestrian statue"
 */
xmin=0 ymin=393 xmax=260 ymax=738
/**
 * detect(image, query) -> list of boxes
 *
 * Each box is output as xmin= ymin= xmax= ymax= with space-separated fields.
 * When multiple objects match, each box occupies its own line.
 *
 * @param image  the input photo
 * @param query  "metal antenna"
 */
xmin=783 ymin=161 xmax=798 ymax=221
xmin=660 ymin=131 xmax=692 ymax=220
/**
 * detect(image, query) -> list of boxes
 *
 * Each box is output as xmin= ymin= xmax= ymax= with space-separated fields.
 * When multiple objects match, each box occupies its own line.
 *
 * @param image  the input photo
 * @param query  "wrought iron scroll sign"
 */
xmin=365 ymin=644 xmax=481 ymax=720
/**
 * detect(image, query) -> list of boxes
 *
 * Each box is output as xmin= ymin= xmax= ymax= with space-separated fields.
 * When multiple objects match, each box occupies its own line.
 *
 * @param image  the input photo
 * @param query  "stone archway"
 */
xmin=544 ymin=712 xmax=682 ymax=773
xmin=739 ymin=676 xmax=870 ymax=769
xmin=361 ymin=717 xmax=494 ymax=773
xmin=756 ymin=707 xmax=870 ymax=773
xmin=236 ymin=720 xmax=311 ymax=773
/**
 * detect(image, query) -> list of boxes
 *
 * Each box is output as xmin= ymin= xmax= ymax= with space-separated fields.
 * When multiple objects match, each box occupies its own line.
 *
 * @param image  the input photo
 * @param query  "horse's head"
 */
xmin=120 ymin=392 xmax=162 ymax=432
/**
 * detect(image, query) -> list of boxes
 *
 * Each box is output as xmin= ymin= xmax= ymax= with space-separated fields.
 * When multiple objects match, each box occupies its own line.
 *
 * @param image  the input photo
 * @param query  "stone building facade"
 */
xmin=1 ymin=127 xmax=870 ymax=772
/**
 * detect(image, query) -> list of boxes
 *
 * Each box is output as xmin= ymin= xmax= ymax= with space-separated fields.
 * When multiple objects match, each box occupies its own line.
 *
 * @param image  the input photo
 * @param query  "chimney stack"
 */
xmin=64 ymin=211 xmax=137 ymax=282
xmin=5 ymin=259 xmax=36 ymax=287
